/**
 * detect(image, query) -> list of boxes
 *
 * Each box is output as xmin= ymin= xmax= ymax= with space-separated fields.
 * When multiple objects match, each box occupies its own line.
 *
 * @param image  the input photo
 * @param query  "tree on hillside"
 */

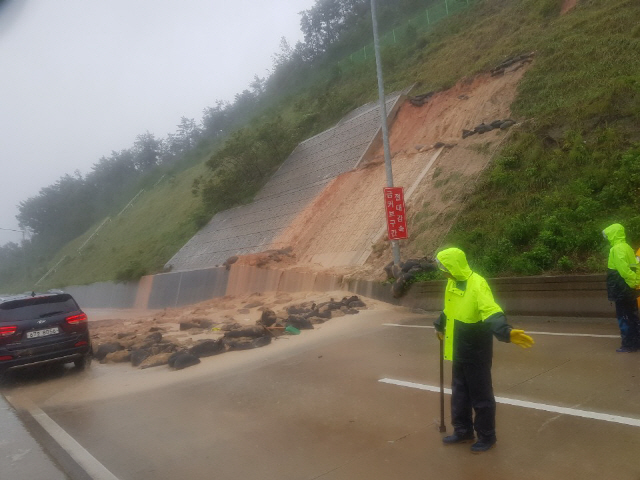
xmin=250 ymin=75 xmax=266 ymax=96
xmin=0 ymin=242 xmax=24 ymax=286
xmin=299 ymin=0 xmax=369 ymax=57
xmin=132 ymin=131 xmax=162 ymax=171
xmin=17 ymin=172 xmax=95 ymax=247
xmin=272 ymin=37 xmax=295 ymax=68
xmin=162 ymin=117 xmax=202 ymax=163
xmin=87 ymin=149 xmax=138 ymax=215
xmin=198 ymin=113 xmax=296 ymax=212
xmin=202 ymin=100 xmax=235 ymax=140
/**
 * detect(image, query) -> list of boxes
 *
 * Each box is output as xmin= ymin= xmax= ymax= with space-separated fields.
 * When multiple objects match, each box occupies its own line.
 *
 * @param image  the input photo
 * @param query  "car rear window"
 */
xmin=0 ymin=295 xmax=80 ymax=322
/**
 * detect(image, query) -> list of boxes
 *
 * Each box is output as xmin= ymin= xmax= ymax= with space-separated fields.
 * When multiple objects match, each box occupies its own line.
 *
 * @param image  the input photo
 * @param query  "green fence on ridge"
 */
xmin=344 ymin=0 xmax=473 ymax=65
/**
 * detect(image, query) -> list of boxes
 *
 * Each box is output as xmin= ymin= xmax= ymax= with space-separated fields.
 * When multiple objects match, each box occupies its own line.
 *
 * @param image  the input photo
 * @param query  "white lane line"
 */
xmin=382 ymin=324 xmax=618 ymax=338
xmin=383 ymin=324 xmax=434 ymax=329
xmin=5 ymin=395 xmax=120 ymax=480
xmin=379 ymin=378 xmax=640 ymax=428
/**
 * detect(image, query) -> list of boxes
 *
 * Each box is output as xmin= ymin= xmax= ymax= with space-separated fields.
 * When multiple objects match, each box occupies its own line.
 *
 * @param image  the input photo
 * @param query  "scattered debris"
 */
xmin=92 ymin=294 xmax=368 ymax=371
xmin=179 ymin=318 xmax=213 ymax=331
xmin=94 ymin=342 xmax=123 ymax=361
xmin=222 ymin=255 xmax=238 ymax=270
xmin=385 ymin=258 xmax=437 ymax=298
xmin=409 ymin=91 xmax=435 ymax=107
xmin=229 ymin=247 xmax=296 ymax=269
xmin=168 ymin=351 xmax=200 ymax=370
xmin=462 ymin=118 xmax=517 ymax=138
xmin=490 ymin=52 xmax=535 ymax=77
xmin=188 ymin=339 xmax=225 ymax=357
xmin=417 ymin=142 xmax=456 ymax=153
xmin=257 ymin=309 xmax=277 ymax=327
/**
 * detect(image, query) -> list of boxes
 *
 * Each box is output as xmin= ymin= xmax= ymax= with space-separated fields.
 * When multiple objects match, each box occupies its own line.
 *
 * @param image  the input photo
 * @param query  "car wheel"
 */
xmin=74 ymin=353 xmax=92 ymax=370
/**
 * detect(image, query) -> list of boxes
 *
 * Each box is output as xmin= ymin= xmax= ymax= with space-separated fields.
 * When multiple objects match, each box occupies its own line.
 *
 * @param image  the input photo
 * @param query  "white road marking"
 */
xmin=378 ymin=378 xmax=640 ymax=428
xmin=382 ymin=324 xmax=618 ymax=338
xmin=5 ymin=394 xmax=120 ymax=480
xmin=383 ymin=324 xmax=434 ymax=328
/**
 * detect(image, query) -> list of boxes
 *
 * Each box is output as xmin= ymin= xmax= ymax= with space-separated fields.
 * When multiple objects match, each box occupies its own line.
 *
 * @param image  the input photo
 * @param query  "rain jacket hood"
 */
xmin=603 ymin=223 xmax=627 ymax=246
xmin=436 ymin=248 xmax=473 ymax=281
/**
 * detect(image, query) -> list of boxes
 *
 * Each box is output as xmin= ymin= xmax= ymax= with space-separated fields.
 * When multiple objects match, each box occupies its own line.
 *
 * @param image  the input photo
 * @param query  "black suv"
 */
xmin=0 ymin=291 xmax=92 ymax=376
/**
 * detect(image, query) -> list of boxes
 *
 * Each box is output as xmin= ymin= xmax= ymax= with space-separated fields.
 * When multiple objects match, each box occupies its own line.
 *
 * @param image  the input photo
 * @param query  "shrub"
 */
xmin=115 ymin=260 xmax=147 ymax=283
xmin=557 ymin=255 xmax=573 ymax=272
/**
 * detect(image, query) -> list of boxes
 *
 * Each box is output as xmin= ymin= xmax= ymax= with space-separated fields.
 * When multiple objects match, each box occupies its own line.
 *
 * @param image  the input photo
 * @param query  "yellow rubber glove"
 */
xmin=510 ymin=329 xmax=534 ymax=348
xmin=436 ymin=331 xmax=444 ymax=341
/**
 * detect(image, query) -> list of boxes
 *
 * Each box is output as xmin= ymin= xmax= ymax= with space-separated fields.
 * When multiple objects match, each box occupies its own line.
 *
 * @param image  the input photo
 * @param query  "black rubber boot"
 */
xmin=470 ymin=439 xmax=496 ymax=453
xmin=442 ymin=432 xmax=475 ymax=445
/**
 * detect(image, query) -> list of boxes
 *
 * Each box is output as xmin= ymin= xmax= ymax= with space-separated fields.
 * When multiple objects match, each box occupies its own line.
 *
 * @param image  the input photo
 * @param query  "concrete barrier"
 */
xmin=63 ymin=267 xmax=614 ymax=318
xmin=65 ymin=281 xmax=138 ymax=309
xmin=134 ymin=275 xmax=154 ymax=309
xmin=146 ymin=268 xmax=229 ymax=309
xmin=313 ymin=273 xmax=344 ymax=292
xmin=174 ymin=268 xmax=229 ymax=307
xmin=278 ymin=270 xmax=317 ymax=293
xmin=146 ymin=272 xmax=181 ymax=309
xmin=344 ymin=277 xmax=400 ymax=306
xmin=352 ymin=274 xmax=613 ymax=318
xmin=492 ymin=274 xmax=612 ymax=317
xmin=225 ymin=265 xmax=283 ymax=296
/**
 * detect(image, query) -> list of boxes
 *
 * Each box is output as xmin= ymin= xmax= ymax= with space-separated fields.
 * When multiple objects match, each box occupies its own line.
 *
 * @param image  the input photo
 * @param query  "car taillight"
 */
xmin=0 ymin=326 xmax=17 ymax=337
xmin=75 ymin=341 xmax=88 ymax=347
xmin=0 ymin=355 xmax=13 ymax=361
xmin=65 ymin=313 xmax=87 ymax=324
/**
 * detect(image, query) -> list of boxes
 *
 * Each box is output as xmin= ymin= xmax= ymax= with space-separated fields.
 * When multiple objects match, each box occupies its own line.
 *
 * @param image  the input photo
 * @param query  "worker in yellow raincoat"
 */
xmin=434 ymin=247 xmax=534 ymax=453
xmin=602 ymin=223 xmax=640 ymax=352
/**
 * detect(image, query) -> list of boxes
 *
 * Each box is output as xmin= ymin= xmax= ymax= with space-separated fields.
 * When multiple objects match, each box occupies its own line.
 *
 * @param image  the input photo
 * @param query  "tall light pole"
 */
xmin=371 ymin=0 xmax=401 ymax=266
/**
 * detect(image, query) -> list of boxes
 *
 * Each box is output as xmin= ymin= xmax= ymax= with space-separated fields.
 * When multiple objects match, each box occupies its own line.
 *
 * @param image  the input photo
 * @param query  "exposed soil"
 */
xmin=262 ymin=61 xmax=531 ymax=281
xmin=561 ymin=0 xmax=578 ymax=14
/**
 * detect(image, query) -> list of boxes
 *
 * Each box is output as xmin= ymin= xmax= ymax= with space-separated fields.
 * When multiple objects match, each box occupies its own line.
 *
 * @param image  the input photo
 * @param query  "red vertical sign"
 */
xmin=383 ymin=187 xmax=408 ymax=240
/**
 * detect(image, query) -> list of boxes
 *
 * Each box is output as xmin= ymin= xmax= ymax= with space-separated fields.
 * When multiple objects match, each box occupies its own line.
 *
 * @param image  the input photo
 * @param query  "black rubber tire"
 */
xmin=74 ymin=354 xmax=92 ymax=370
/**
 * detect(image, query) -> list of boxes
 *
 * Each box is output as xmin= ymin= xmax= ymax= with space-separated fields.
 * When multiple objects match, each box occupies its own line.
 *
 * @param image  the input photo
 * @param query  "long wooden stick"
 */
xmin=439 ymin=336 xmax=446 ymax=433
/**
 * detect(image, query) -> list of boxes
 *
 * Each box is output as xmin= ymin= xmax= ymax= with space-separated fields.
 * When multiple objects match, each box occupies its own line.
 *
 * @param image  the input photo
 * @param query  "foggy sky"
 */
xmin=0 ymin=0 xmax=316 ymax=245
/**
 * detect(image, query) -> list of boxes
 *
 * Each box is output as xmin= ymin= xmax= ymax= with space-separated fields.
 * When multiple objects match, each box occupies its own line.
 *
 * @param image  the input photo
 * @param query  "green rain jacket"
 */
xmin=433 ymin=248 xmax=512 ymax=363
xmin=603 ymin=223 xmax=639 ymax=301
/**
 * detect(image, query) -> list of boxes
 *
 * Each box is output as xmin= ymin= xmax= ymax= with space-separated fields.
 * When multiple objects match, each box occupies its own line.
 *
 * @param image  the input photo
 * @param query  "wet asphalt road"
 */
xmin=0 ymin=394 xmax=69 ymax=480
xmin=2 ymin=308 xmax=639 ymax=480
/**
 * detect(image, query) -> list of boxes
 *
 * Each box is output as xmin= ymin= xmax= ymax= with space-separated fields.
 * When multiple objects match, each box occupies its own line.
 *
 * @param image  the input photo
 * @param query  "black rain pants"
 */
xmin=451 ymin=360 xmax=496 ymax=443
xmin=614 ymin=296 xmax=640 ymax=350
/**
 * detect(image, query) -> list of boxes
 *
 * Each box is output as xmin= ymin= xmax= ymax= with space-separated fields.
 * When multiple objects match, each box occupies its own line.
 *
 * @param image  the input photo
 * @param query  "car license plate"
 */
xmin=26 ymin=327 xmax=60 ymax=339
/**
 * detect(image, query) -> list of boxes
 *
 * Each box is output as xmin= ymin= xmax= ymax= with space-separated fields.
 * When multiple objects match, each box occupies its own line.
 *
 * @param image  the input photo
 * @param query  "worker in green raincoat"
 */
xmin=603 ymin=223 xmax=640 ymax=352
xmin=434 ymin=247 xmax=534 ymax=453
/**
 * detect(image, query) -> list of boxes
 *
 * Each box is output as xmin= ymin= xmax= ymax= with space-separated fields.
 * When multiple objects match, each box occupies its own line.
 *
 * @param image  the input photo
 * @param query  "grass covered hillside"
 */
xmin=9 ymin=0 xmax=640 ymax=291
xmin=438 ymin=0 xmax=640 ymax=275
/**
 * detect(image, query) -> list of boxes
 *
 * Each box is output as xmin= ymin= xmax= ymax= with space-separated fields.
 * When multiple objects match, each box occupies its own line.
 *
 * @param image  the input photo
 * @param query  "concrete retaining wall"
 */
xmin=225 ymin=266 xmax=345 ymax=296
xmin=147 ymin=268 xmax=230 ymax=309
xmin=226 ymin=265 xmax=283 ymax=296
xmin=65 ymin=281 xmax=139 ymax=309
xmin=65 ymin=267 xmax=613 ymax=318
xmin=353 ymin=274 xmax=613 ymax=318
xmin=492 ymin=274 xmax=611 ymax=317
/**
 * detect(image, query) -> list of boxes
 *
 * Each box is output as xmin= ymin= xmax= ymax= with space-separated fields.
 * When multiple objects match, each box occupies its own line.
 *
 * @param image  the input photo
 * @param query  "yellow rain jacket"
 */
xmin=603 ymin=224 xmax=638 ymax=301
xmin=434 ymin=248 xmax=512 ymax=362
